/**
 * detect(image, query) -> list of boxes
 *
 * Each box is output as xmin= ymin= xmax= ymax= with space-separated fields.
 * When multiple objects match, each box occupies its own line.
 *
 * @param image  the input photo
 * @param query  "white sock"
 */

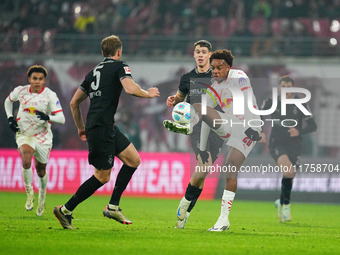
xmin=220 ymin=190 xmax=235 ymax=219
xmin=61 ymin=205 xmax=72 ymax=215
xmin=38 ymin=174 xmax=47 ymax=198
xmin=108 ymin=204 xmax=119 ymax=210
xmin=22 ymin=167 xmax=33 ymax=192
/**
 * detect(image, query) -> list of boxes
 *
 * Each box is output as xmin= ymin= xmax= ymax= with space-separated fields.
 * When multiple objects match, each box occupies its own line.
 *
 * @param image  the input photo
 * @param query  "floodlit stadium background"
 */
xmin=0 ymin=0 xmax=339 ymax=203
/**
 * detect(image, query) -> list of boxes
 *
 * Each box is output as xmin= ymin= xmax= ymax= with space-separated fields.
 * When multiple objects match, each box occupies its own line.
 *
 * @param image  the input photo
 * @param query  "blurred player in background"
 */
xmin=4 ymin=65 xmax=65 ymax=216
xmin=53 ymin=35 xmax=160 ymax=229
xmin=165 ymin=49 xmax=262 ymax=231
xmin=260 ymin=76 xmax=317 ymax=222
xmin=166 ymin=40 xmax=224 ymax=229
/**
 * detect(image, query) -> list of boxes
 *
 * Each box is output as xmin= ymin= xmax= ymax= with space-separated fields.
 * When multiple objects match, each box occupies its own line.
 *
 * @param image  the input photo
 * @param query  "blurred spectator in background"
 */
xmin=227 ymin=20 xmax=253 ymax=56
xmin=252 ymin=0 xmax=272 ymax=19
xmin=74 ymin=6 xmax=96 ymax=33
xmin=10 ymin=5 xmax=34 ymax=32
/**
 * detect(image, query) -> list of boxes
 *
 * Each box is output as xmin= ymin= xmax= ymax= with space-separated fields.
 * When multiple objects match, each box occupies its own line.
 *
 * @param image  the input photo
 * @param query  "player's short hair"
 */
xmin=27 ymin=65 xmax=48 ymax=77
xmin=279 ymin=75 xmax=295 ymax=86
xmin=101 ymin=35 xmax=122 ymax=57
xmin=210 ymin=49 xmax=234 ymax=67
xmin=194 ymin=40 xmax=212 ymax=52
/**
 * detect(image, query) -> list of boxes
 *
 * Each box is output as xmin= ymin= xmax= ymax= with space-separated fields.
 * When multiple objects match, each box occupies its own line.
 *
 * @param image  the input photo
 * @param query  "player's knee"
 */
xmin=100 ymin=175 xmax=111 ymax=184
xmin=36 ymin=168 xmax=46 ymax=178
xmin=94 ymin=172 xmax=111 ymax=184
xmin=22 ymin=161 xmax=32 ymax=169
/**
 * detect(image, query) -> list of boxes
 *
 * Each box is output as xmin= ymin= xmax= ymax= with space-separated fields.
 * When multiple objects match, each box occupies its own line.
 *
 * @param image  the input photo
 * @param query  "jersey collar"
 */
xmin=29 ymin=86 xmax=45 ymax=94
xmin=195 ymin=66 xmax=211 ymax=74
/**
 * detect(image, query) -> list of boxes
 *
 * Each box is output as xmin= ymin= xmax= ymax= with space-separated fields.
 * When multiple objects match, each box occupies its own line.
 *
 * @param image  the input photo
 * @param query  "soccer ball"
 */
xmin=172 ymin=102 xmax=193 ymax=125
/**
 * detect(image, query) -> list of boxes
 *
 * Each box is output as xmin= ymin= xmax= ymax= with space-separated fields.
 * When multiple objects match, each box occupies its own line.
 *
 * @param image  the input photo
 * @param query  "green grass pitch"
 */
xmin=0 ymin=192 xmax=339 ymax=255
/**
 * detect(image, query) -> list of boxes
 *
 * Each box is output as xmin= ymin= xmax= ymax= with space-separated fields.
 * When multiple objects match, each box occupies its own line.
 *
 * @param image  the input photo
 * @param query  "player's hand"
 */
xmin=258 ymin=132 xmax=266 ymax=144
xmin=166 ymin=95 xmax=175 ymax=107
xmin=78 ymin=129 xmax=87 ymax=141
xmin=8 ymin=117 xmax=19 ymax=132
xmin=147 ymin=87 xmax=160 ymax=98
xmin=245 ymin=128 xmax=261 ymax=142
xmin=288 ymin=127 xmax=299 ymax=137
xmin=196 ymin=149 xmax=209 ymax=164
xmin=35 ymin=111 xmax=50 ymax=121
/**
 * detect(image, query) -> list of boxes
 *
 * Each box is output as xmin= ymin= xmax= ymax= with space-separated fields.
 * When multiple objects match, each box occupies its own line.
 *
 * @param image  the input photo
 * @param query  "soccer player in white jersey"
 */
xmin=4 ymin=65 xmax=65 ymax=216
xmin=164 ymin=49 xmax=263 ymax=231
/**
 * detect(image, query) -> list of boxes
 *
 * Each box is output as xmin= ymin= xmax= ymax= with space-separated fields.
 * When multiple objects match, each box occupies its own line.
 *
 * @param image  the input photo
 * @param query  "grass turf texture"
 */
xmin=0 ymin=192 xmax=339 ymax=255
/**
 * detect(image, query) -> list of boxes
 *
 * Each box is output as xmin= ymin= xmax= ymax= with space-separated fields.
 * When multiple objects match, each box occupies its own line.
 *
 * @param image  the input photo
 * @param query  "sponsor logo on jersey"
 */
xmin=124 ymin=66 xmax=131 ymax=74
xmin=222 ymin=98 xmax=233 ymax=109
xmin=56 ymin=100 xmax=60 ymax=106
xmin=238 ymin=77 xmax=247 ymax=86
xmin=23 ymin=107 xmax=37 ymax=115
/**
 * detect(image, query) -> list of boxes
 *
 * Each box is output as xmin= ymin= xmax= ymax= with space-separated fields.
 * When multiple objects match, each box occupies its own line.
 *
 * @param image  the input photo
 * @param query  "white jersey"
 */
xmin=9 ymin=85 xmax=63 ymax=145
xmin=207 ymin=69 xmax=261 ymax=126
xmin=201 ymin=69 xmax=261 ymax=157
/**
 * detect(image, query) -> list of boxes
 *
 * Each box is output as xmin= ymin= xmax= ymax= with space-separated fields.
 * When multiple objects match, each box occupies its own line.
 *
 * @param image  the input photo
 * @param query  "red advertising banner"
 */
xmin=0 ymin=149 xmax=218 ymax=199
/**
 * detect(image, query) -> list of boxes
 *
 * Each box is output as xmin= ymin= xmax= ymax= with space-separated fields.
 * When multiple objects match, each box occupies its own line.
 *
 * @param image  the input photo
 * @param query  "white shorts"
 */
xmin=213 ymin=114 xmax=257 ymax=158
xmin=16 ymin=134 xmax=52 ymax=164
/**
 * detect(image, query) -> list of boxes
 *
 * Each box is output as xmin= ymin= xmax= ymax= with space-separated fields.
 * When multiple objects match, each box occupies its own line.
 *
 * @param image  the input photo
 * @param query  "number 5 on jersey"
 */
xmin=91 ymin=65 xmax=103 ymax=90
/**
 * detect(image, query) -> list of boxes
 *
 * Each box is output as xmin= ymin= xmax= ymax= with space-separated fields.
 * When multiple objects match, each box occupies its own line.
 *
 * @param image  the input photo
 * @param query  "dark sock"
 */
xmin=65 ymin=175 xmax=103 ymax=211
xmin=184 ymin=183 xmax=202 ymax=212
xmin=109 ymin=164 xmax=137 ymax=206
xmin=280 ymin=177 xmax=293 ymax=205
xmin=187 ymin=188 xmax=202 ymax=212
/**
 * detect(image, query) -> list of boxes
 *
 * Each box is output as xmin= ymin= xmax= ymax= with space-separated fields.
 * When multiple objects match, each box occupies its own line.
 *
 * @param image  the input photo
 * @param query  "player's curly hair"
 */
xmin=210 ymin=49 xmax=234 ymax=67
xmin=27 ymin=65 xmax=48 ymax=77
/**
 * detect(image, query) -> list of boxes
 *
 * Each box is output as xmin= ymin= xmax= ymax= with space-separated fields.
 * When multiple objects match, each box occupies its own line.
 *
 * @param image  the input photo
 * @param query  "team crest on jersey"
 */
xmin=124 ymin=66 xmax=131 ymax=74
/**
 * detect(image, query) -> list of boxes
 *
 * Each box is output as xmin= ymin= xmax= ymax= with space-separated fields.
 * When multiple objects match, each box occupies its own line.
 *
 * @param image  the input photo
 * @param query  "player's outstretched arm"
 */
xmin=70 ymin=88 xmax=87 ymax=141
xmin=121 ymin=78 xmax=160 ymax=98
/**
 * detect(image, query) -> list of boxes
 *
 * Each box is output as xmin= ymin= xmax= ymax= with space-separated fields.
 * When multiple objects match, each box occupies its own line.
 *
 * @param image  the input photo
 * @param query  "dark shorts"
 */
xmin=86 ymin=125 xmax=131 ymax=170
xmin=269 ymin=137 xmax=301 ymax=166
xmin=190 ymin=122 xmax=224 ymax=163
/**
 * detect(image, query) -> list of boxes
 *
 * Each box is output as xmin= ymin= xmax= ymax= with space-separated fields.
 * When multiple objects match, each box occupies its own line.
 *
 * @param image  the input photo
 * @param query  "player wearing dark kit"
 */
xmin=166 ymin=40 xmax=224 ymax=229
xmin=53 ymin=35 xmax=160 ymax=229
xmin=260 ymin=76 xmax=317 ymax=223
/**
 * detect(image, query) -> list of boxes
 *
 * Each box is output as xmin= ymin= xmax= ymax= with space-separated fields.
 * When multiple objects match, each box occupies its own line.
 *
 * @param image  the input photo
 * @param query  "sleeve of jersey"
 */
xmin=79 ymin=73 xmax=91 ymax=94
xmin=49 ymin=92 xmax=63 ymax=115
xmin=178 ymin=75 xmax=189 ymax=95
xmin=300 ymin=104 xmax=317 ymax=135
xmin=8 ymin=86 xmax=21 ymax=102
xmin=237 ymin=72 xmax=262 ymax=132
xmin=118 ymin=62 xmax=133 ymax=81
